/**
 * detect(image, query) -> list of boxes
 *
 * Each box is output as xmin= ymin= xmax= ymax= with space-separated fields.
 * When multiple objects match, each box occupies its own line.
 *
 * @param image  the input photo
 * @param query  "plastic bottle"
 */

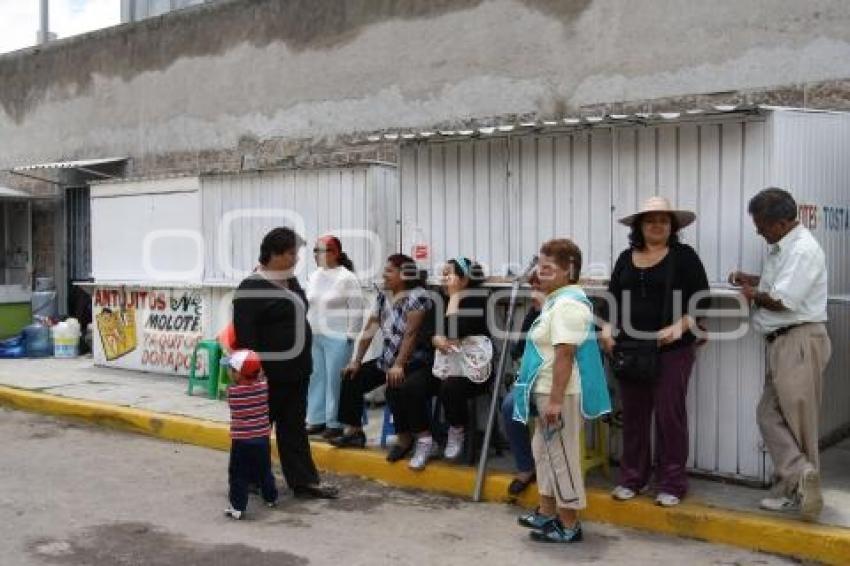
xmin=24 ymin=322 xmax=52 ymax=358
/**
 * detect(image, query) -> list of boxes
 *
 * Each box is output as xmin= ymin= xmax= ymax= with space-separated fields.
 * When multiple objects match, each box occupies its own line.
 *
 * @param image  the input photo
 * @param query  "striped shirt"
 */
xmin=227 ymin=379 xmax=271 ymax=440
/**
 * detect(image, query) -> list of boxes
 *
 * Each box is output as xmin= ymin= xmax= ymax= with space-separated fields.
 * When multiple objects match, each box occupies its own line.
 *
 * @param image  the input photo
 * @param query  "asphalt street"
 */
xmin=0 ymin=408 xmax=797 ymax=566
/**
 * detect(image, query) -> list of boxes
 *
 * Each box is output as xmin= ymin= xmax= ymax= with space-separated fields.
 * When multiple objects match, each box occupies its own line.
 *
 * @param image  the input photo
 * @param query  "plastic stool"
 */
xmin=187 ymin=340 xmax=222 ymax=399
xmin=379 ymin=405 xmax=394 ymax=448
xmin=379 ymin=399 xmax=440 ymax=449
xmin=216 ymin=364 xmax=231 ymax=400
xmin=580 ymin=419 xmax=610 ymax=478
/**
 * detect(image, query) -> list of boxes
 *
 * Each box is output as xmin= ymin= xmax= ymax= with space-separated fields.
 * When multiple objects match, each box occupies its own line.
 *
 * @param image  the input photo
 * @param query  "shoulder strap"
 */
xmin=660 ymin=245 xmax=677 ymax=327
xmin=544 ymin=286 xmax=591 ymax=311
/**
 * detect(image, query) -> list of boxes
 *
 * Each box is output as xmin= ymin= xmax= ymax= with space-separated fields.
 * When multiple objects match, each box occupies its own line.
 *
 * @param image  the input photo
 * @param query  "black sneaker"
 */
xmin=321 ymin=427 xmax=344 ymax=440
xmin=386 ymin=442 xmax=413 ymax=463
xmin=293 ymin=483 xmax=340 ymax=499
xmin=306 ymin=423 xmax=326 ymax=435
xmin=328 ymin=431 xmax=366 ymax=448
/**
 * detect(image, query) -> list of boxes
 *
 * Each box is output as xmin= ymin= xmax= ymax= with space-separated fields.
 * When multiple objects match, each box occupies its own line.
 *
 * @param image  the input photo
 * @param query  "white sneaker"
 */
xmin=611 ymin=485 xmax=637 ymax=501
xmin=760 ymin=496 xmax=799 ymax=512
xmin=408 ymin=437 xmax=437 ymax=471
xmin=444 ymin=427 xmax=465 ymax=460
xmin=655 ymin=493 xmax=681 ymax=507
xmin=224 ymin=507 xmax=243 ymax=520
xmin=799 ymin=467 xmax=823 ymax=519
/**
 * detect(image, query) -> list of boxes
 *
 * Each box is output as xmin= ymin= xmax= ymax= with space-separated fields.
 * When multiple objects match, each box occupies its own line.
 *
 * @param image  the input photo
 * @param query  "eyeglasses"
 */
xmin=313 ymin=248 xmax=329 ymax=254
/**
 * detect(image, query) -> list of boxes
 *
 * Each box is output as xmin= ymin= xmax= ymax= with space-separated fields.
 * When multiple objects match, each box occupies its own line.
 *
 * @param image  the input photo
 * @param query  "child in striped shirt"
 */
xmin=224 ymin=349 xmax=278 ymax=519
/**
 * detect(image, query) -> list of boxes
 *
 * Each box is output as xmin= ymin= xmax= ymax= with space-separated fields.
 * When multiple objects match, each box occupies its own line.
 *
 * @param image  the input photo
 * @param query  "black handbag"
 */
xmin=610 ymin=339 xmax=661 ymax=382
xmin=611 ymin=246 xmax=676 ymax=382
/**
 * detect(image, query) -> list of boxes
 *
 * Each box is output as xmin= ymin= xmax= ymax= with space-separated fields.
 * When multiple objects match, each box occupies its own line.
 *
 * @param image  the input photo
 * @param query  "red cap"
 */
xmin=226 ymin=349 xmax=263 ymax=379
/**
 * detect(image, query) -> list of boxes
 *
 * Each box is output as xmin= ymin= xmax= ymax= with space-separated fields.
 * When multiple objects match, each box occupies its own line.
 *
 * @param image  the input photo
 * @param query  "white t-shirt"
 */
xmin=531 ymin=286 xmax=591 ymax=397
xmin=306 ymin=267 xmax=364 ymax=339
xmin=752 ymin=225 xmax=828 ymax=334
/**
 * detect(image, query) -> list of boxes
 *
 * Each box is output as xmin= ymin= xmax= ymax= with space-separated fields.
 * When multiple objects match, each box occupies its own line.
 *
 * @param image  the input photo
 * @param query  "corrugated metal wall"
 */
xmin=770 ymin=110 xmax=850 ymax=295
xmin=400 ymin=139 xmax=511 ymax=274
xmin=616 ymin=120 xmax=770 ymax=480
xmin=823 ymin=301 xmax=850 ymax=439
xmin=201 ymin=166 xmax=398 ymax=286
xmin=769 ymin=110 xmax=850 ymax=440
xmin=400 ymin=116 xmax=774 ymax=480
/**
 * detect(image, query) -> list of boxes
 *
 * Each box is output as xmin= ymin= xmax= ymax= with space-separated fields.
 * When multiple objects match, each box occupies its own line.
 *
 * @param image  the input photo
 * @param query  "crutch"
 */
xmin=473 ymin=256 xmax=537 ymax=502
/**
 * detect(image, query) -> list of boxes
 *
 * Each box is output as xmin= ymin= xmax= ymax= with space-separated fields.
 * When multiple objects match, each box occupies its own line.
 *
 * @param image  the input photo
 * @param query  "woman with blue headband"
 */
xmin=430 ymin=256 xmax=491 ymax=463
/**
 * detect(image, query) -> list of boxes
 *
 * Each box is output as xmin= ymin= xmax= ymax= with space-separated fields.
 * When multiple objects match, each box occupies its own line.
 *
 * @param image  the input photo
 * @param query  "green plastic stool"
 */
xmin=216 ymin=364 xmax=231 ymax=400
xmin=187 ymin=340 xmax=223 ymax=399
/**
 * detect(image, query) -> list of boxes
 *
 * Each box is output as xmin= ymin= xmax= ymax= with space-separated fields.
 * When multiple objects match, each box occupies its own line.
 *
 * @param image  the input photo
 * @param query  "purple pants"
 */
xmin=618 ymin=345 xmax=695 ymax=498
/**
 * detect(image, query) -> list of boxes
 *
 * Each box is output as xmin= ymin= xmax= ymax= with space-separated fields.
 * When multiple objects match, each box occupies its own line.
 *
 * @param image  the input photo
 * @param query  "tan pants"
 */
xmin=532 ymin=393 xmax=585 ymax=510
xmin=757 ymin=323 xmax=831 ymax=496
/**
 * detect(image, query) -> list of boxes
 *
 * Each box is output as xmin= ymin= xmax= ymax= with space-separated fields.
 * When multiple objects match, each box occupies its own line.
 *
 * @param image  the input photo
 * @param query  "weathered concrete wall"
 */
xmin=2 ymin=0 xmax=850 ymax=175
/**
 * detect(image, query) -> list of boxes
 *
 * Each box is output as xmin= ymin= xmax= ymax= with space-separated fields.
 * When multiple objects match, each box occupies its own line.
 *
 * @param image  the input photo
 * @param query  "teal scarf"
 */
xmin=512 ymin=286 xmax=612 ymax=424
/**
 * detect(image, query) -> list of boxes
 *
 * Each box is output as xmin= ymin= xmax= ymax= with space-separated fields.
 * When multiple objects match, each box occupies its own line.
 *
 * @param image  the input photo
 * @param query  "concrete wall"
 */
xmin=3 ymin=0 xmax=850 ymax=176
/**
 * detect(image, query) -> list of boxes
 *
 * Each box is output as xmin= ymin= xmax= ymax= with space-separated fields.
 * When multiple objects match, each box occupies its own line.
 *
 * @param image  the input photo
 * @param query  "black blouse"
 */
xmin=422 ymin=291 xmax=490 ymax=343
xmin=606 ymin=243 xmax=710 ymax=349
xmin=232 ymin=274 xmax=313 ymax=381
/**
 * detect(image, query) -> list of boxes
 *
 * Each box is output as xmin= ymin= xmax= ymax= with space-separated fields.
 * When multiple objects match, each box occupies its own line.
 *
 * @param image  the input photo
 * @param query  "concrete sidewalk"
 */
xmin=1 ymin=357 xmax=849 ymax=564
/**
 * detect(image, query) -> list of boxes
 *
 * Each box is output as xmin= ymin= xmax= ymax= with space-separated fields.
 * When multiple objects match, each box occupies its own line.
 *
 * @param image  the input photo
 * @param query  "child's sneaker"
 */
xmin=224 ymin=507 xmax=243 ymax=520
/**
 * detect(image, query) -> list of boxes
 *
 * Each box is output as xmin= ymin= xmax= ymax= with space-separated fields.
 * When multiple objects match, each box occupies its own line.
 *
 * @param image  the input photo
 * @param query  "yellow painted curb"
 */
xmin=2 ymin=384 xmax=849 ymax=565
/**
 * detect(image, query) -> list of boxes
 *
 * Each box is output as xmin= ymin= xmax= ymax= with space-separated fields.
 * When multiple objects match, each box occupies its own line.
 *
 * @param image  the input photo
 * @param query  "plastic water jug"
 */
xmin=52 ymin=319 xmax=81 ymax=358
xmin=24 ymin=323 xmax=52 ymax=358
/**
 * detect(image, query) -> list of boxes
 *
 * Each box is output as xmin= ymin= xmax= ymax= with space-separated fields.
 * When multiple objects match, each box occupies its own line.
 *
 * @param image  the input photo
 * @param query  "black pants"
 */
xmin=228 ymin=438 xmax=278 ymax=512
xmin=338 ymin=360 xmax=437 ymax=435
xmin=268 ymin=377 xmax=321 ymax=489
xmin=439 ymin=375 xmax=489 ymax=428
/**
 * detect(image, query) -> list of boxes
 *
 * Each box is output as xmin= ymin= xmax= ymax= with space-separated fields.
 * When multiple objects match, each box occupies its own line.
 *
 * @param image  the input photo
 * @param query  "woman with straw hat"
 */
xmin=600 ymin=196 xmax=709 ymax=507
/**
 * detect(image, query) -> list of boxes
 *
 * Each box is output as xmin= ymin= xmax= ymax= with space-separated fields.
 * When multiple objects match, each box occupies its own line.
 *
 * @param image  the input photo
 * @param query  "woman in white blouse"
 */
xmin=305 ymin=235 xmax=364 ymax=439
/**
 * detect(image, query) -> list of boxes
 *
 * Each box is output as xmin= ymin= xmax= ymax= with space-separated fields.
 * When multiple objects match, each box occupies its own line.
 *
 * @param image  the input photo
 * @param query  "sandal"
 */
xmin=508 ymin=472 xmax=536 ymax=496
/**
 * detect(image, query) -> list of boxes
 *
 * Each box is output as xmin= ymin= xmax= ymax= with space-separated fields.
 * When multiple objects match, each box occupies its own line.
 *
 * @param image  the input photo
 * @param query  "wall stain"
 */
xmin=0 ymin=0 xmax=592 ymax=124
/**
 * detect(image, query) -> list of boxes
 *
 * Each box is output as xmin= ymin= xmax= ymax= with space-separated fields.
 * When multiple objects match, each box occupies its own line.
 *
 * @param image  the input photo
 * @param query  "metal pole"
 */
xmin=39 ymin=0 xmax=49 ymax=45
xmin=473 ymin=279 xmax=521 ymax=501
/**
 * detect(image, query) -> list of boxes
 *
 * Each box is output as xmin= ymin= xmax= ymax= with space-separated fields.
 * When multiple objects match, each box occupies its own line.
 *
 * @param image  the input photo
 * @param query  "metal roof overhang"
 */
xmin=0 ymin=186 xmax=35 ymax=200
xmin=9 ymin=156 xmax=128 ymax=185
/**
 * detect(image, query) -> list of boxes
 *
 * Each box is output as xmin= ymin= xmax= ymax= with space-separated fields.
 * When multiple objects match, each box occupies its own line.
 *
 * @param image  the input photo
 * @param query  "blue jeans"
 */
xmin=307 ymin=334 xmax=353 ymax=429
xmin=501 ymin=389 xmax=535 ymax=474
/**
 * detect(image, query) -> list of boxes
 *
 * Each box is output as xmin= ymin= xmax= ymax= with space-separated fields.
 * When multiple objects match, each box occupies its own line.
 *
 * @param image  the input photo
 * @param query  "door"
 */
xmin=65 ymin=185 xmax=92 ymax=325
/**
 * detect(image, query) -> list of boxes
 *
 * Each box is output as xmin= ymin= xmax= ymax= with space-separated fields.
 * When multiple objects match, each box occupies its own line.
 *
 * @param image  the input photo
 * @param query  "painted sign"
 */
xmin=92 ymin=287 xmax=205 ymax=376
xmin=799 ymin=202 xmax=850 ymax=232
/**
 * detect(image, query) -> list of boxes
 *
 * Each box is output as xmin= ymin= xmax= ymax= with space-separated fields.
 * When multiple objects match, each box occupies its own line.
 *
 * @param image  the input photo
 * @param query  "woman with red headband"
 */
xmin=305 ymin=235 xmax=363 ymax=439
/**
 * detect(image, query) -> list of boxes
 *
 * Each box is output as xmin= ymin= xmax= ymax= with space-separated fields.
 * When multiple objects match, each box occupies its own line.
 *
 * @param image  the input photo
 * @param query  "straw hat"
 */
xmin=618 ymin=196 xmax=696 ymax=228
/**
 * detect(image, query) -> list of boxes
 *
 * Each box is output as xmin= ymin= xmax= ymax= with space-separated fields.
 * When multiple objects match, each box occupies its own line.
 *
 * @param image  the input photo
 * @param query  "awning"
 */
xmin=0 ymin=186 xmax=34 ymax=200
xmin=9 ymin=157 xmax=128 ymax=184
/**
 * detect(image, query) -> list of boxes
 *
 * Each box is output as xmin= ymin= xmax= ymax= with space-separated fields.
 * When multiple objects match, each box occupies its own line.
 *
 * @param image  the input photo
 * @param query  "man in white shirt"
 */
xmin=729 ymin=188 xmax=832 ymax=519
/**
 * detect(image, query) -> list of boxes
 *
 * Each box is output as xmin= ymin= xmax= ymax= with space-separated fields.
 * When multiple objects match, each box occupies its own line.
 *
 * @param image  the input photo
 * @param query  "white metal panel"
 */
xmin=769 ymin=110 xmax=850 ymax=295
xmin=768 ymin=110 xmax=850 ymax=442
xmin=822 ymin=301 xmax=850 ymax=439
xmin=512 ymin=130 xmax=613 ymax=277
xmin=738 ymin=120 xmax=770 ymax=480
xmin=400 ymin=139 xmax=510 ymax=276
xmin=91 ymin=186 xmax=202 ymax=282
xmin=202 ymin=166 xmax=397 ymax=286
